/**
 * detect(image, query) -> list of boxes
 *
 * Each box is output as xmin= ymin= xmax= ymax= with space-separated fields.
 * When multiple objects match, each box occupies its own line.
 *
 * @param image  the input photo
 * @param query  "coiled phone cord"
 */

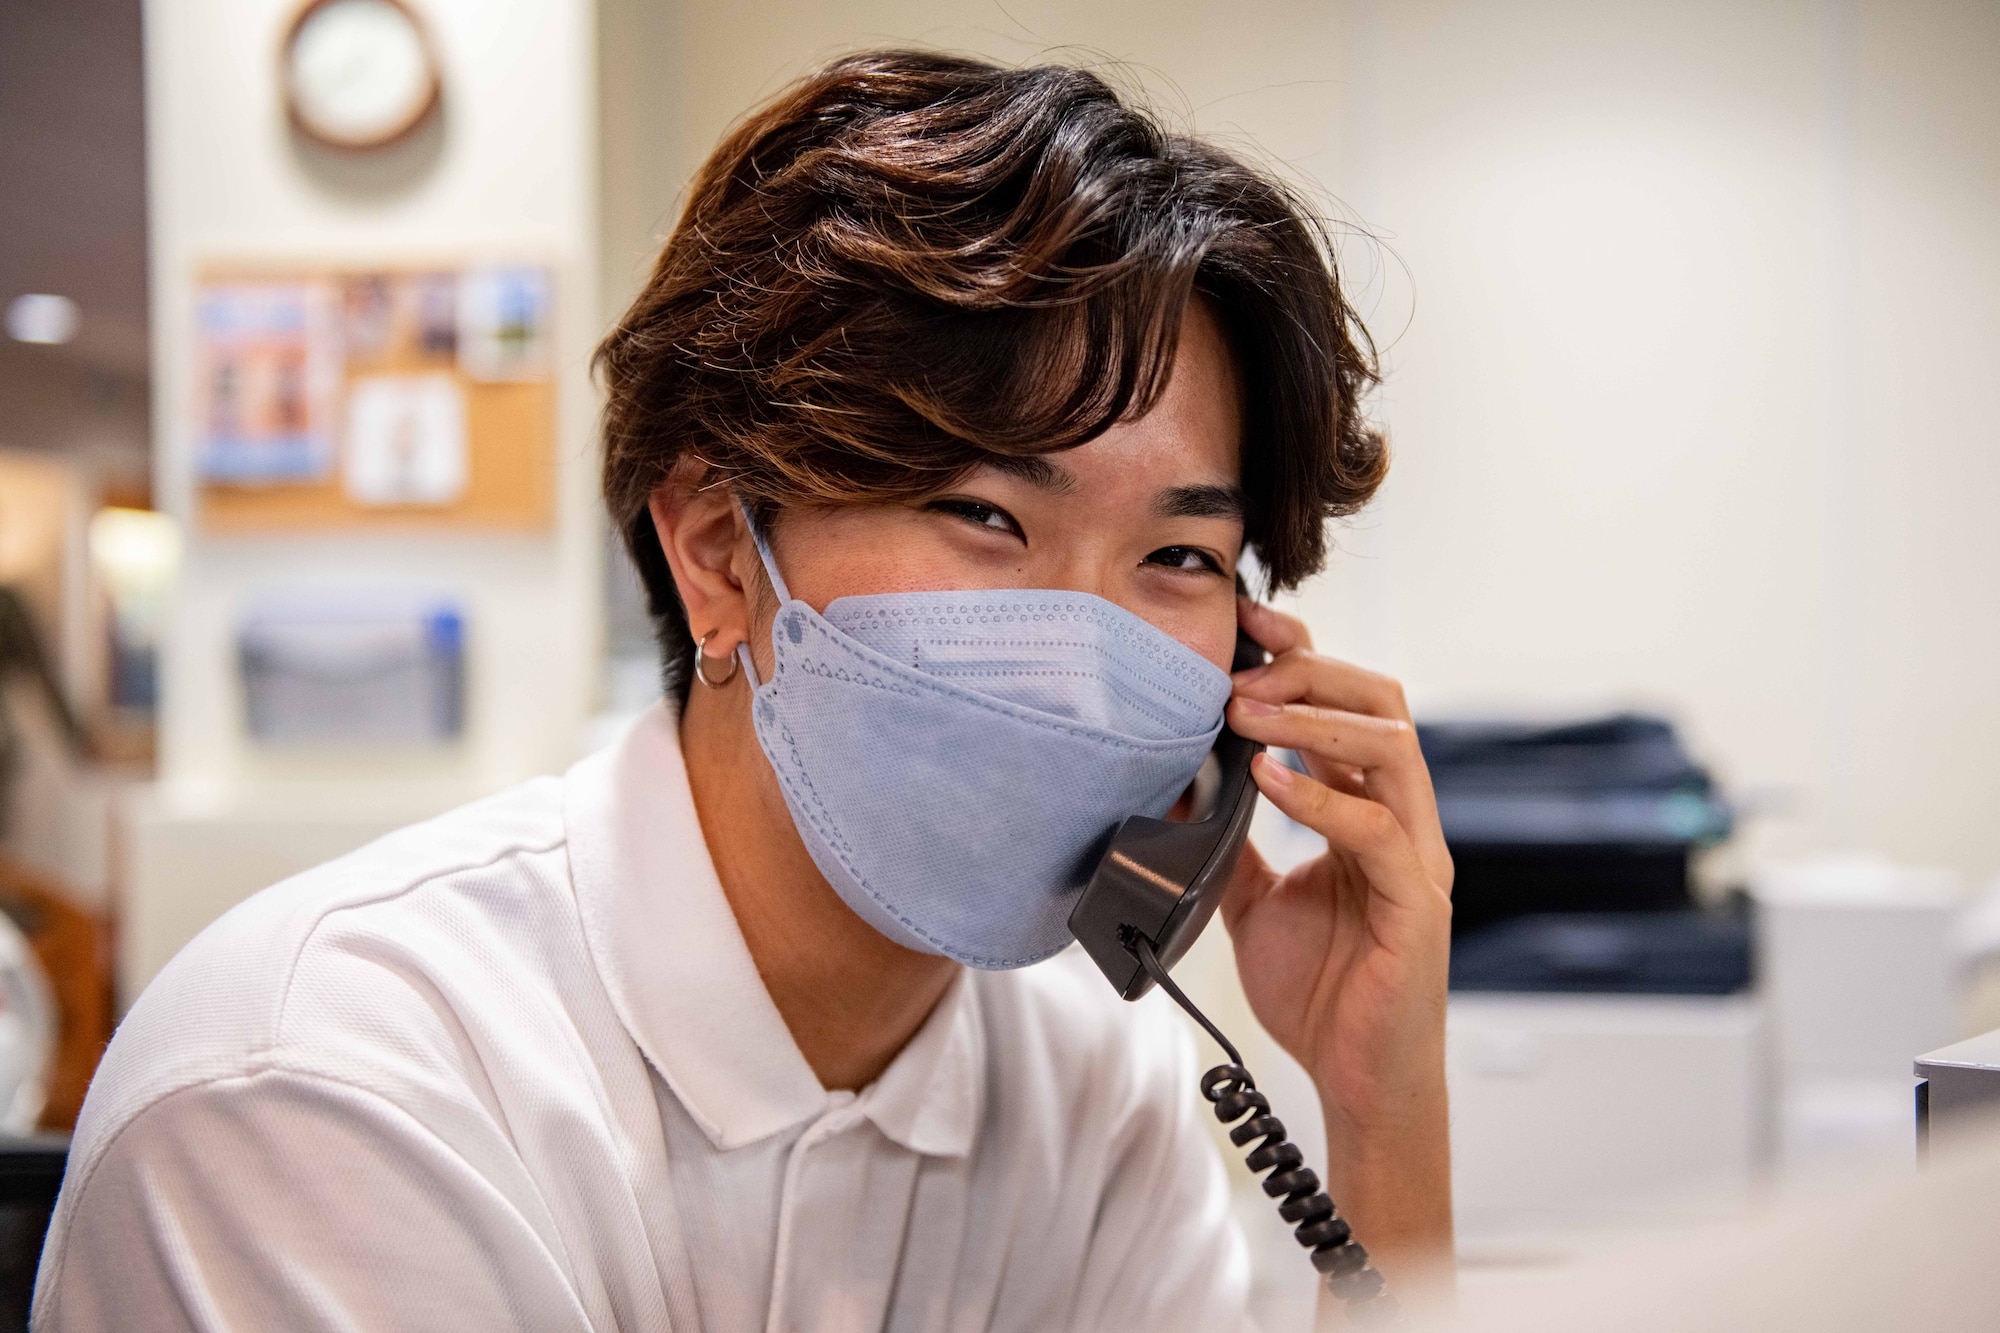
xmin=1127 ymin=931 xmax=1397 ymax=1324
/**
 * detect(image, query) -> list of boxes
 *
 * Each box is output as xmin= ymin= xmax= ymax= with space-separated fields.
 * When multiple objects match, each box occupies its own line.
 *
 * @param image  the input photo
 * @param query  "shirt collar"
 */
xmin=564 ymin=703 xmax=982 ymax=1158
xmin=853 ymin=966 xmax=982 ymax=1157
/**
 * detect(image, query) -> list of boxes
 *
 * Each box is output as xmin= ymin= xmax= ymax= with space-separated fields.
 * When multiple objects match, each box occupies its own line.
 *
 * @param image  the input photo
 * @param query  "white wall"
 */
xmin=1313 ymin=0 xmax=2000 ymax=883
xmin=133 ymin=0 xmax=602 ymax=994
xmin=601 ymin=0 xmax=2000 ymax=883
xmin=597 ymin=0 xmax=1352 ymax=325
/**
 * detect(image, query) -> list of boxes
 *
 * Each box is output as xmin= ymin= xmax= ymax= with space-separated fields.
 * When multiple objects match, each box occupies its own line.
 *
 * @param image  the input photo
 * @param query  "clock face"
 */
xmin=285 ymin=0 xmax=439 ymax=150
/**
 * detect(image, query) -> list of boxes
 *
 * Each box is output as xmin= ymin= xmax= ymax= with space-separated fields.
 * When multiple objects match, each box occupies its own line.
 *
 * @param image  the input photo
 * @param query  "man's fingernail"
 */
xmin=1236 ymin=697 xmax=1281 ymax=716
xmin=1255 ymin=754 xmax=1294 ymax=787
xmin=1232 ymin=665 xmax=1268 ymax=684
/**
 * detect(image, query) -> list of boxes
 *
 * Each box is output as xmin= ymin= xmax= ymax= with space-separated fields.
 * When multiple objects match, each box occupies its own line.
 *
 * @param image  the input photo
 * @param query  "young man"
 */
xmin=37 ymin=52 xmax=1453 ymax=1331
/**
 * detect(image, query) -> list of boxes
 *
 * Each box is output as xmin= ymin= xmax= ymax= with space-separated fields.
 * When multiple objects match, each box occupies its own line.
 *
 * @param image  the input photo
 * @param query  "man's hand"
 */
xmin=1218 ymin=597 xmax=1455 ymax=1296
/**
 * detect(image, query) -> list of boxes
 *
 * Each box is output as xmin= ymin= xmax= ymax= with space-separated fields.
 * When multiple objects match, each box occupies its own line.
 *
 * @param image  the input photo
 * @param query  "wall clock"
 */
xmin=282 ymin=0 xmax=441 ymax=152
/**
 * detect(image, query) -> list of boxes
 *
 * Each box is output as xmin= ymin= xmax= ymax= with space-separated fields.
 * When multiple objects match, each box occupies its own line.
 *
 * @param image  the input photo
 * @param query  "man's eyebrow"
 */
xmin=1154 ymin=483 xmax=1246 ymax=521
xmin=981 ymin=455 xmax=1078 ymax=495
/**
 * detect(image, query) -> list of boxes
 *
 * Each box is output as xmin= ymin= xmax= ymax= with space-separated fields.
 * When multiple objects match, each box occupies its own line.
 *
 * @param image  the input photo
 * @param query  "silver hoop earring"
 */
xmin=693 ymin=631 xmax=741 ymax=689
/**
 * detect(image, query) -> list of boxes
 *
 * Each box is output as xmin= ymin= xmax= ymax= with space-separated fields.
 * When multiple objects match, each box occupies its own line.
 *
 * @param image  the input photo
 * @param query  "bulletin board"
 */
xmin=191 ymin=262 xmax=556 ymax=533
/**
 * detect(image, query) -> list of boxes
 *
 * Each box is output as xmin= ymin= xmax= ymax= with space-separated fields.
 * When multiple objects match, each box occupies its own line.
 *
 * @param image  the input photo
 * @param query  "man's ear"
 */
xmin=649 ymin=463 xmax=753 ymax=658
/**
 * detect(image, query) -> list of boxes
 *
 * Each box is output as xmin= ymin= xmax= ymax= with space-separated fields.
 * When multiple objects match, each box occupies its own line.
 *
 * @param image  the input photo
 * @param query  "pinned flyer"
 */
xmin=457 ymin=265 xmax=550 ymax=382
xmin=194 ymin=280 xmax=343 ymax=483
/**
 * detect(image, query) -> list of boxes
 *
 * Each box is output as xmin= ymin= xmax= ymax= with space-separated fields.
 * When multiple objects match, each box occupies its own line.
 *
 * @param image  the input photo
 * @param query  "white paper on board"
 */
xmin=343 ymin=373 xmax=469 ymax=506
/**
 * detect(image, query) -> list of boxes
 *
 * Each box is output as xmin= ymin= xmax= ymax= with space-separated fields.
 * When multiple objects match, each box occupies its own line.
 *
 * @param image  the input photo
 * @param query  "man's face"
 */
xmin=753 ymin=299 xmax=1247 ymax=679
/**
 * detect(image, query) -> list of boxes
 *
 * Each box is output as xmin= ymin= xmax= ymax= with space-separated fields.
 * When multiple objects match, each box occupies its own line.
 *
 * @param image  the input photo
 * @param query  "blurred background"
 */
xmin=2 ymin=0 xmax=1996 ymax=1325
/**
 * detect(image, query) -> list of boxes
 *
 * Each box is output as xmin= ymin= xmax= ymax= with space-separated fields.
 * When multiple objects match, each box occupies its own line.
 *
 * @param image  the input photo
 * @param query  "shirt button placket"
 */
xmin=766 ymin=1098 xmax=860 ymax=1333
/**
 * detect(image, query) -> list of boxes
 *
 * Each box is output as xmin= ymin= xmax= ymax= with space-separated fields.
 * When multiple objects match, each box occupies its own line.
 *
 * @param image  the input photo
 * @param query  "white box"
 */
xmin=1751 ymin=858 xmax=1960 ymax=1179
xmin=1751 ymin=858 xmax=1960 ymax=1083
xmin=1448 ymin=992 xmax=1767 ymax=1247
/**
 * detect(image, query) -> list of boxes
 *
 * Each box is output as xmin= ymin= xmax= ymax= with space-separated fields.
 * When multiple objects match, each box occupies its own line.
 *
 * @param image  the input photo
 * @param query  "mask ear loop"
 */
xmin=734 ymin=497 xmax=791 ymax=689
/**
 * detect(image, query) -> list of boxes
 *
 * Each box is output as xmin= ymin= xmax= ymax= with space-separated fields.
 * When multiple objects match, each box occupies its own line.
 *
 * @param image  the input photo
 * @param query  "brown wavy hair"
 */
xmin=597 ymin=50 xmax=1386 ymax=699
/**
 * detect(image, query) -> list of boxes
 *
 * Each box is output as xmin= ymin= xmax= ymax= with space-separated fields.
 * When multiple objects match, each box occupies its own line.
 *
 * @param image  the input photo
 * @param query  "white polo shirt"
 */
xmin=34 ymin=705 xmax=1251 ymax=1332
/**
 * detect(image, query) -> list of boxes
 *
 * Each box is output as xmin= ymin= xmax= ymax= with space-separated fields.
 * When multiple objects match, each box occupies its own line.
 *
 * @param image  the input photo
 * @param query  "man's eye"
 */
xmin=927 ymin=498 xmax=1024 ymax=539
xmin=1145 ymin=546 xmax=1224 ymax=575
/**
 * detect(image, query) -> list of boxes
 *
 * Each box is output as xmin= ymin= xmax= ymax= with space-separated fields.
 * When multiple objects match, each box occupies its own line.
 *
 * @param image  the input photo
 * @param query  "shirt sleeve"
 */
xmin=33 ymin=1069 xmax=593 ymax=1333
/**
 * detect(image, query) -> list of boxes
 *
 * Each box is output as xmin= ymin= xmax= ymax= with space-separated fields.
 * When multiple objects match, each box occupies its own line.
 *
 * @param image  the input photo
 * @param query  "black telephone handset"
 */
xmin=1067 ymin=626 xmax=1396 ymax=1321
xmin=1069 ymin=628 xmax=1268 ymax=1000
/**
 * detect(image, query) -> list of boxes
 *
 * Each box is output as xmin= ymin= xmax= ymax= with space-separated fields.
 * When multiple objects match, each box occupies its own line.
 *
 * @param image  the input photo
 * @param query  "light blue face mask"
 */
xmin=735 ymin=512 xmax=1232 ymax=969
